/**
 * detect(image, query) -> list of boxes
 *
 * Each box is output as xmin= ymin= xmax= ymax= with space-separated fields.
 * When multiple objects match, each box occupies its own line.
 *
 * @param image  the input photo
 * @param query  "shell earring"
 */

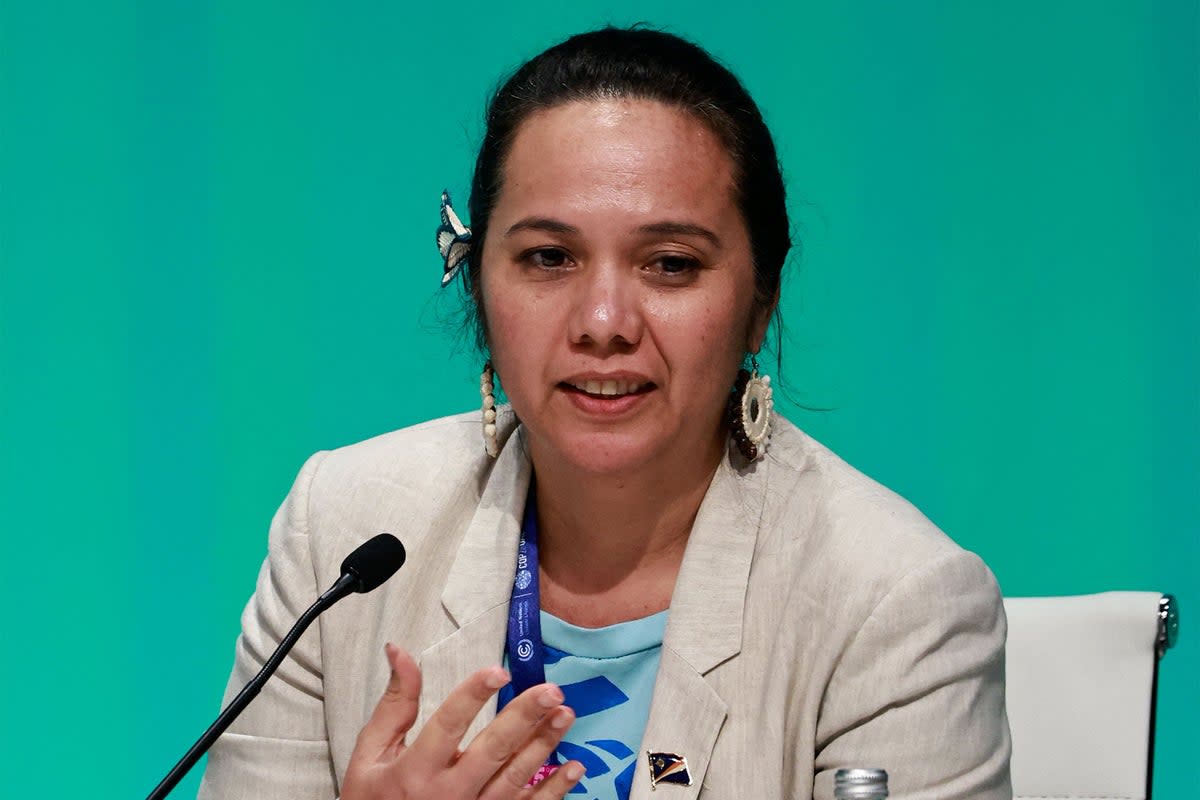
xmin=480 ymin=362 xmax=499 ymax=458
xmin=728 ymin=355 xmax=773 ymax=461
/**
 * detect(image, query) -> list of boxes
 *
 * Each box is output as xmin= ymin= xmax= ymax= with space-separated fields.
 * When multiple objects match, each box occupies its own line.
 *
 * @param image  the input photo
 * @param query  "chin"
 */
xmin=543 ymin=429 xmax=669 ymax=477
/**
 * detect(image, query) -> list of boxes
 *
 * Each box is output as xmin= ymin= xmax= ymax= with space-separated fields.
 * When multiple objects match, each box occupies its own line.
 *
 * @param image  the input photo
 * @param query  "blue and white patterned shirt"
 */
xmin=499 ymin=609 xmax=668 ymax=800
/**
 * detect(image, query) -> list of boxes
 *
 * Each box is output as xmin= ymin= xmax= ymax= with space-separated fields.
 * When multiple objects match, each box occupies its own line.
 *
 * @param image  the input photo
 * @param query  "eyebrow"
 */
xmin=504 ymin=217 xmax=580 ymax=237
xmin=504 ymin=217 xmax=721 ymax=247
xmin=637 ymin=221 xmax=721 ymax=247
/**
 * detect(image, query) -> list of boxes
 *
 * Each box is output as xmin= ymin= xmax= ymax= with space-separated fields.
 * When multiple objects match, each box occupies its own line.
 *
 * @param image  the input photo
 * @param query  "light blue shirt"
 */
xmin=499 ymin=609 xmax=668 ymax=800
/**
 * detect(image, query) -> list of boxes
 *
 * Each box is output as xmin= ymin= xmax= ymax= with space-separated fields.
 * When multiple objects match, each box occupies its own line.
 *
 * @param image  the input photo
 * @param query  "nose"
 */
xmin=567 ymin=264 xmax=643 ymax=351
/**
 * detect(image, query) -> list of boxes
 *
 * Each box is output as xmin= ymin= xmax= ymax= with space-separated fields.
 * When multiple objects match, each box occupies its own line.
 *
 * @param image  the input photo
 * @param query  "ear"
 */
xmin=745 ymin=288 xmax=780 ymax=354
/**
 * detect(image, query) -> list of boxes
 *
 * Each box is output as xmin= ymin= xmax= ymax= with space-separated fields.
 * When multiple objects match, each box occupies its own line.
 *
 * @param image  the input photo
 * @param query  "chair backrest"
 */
xmin=1002 ymin=591 xmax=1176 ymax=800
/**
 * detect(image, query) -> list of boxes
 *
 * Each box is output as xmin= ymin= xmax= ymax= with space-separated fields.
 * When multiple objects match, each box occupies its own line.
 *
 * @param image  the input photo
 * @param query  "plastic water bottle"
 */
xmin=834 ymin=768 xmax=888 ymax=799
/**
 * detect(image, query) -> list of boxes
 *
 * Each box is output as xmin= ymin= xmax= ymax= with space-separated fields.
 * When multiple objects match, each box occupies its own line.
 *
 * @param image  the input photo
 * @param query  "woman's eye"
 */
xmin=525 ymin=248 xmax=569 ymax=269
xmin=651 ymin=254 xmax=701 ymax=276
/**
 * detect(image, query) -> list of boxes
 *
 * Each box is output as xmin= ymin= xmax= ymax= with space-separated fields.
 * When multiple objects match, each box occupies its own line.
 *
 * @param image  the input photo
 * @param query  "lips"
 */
xmin=564 ymin=378 xmax=647 ymax=397
xmin=559 ymin=375 xmax=655 ymax=415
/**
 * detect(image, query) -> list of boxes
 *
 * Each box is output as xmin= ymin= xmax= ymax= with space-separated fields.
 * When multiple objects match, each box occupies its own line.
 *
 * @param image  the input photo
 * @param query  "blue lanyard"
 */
xmin=505 ymin=487 xmax=547 ymax=696
xmin=504 ymin=488 xmax=562 ymax=777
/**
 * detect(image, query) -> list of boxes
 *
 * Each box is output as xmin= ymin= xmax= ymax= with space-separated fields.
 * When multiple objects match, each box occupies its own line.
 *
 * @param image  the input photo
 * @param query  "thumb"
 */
xmin=355 ymin=643 xmax=423 ymax=758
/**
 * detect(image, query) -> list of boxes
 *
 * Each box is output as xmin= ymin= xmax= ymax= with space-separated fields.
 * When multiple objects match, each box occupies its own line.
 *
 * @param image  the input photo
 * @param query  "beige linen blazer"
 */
xmin=198 ymin=410 xmax=1011 ymax=800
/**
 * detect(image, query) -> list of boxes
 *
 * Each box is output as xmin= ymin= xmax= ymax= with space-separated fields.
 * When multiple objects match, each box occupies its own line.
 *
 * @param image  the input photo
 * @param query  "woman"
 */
xmin=198 ymin=27 xmax=1010 ymax=800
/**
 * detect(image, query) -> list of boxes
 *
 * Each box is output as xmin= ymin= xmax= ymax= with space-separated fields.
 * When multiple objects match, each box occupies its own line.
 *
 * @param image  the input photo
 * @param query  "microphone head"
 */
xmin=340 ymin=533 xmax=406 ymax=593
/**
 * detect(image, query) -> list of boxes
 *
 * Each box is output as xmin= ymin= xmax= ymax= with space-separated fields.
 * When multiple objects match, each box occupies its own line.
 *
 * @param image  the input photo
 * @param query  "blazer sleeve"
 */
xmin=811 ymin=550 xmax=1013 ymax=800
xmin=198 ymin=451 xmax=339 ymax=800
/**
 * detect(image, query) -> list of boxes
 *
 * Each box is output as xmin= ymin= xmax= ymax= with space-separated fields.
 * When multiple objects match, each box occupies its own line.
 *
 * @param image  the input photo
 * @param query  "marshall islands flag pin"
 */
xmin=647 ymin=751 xmax=692 ymax=789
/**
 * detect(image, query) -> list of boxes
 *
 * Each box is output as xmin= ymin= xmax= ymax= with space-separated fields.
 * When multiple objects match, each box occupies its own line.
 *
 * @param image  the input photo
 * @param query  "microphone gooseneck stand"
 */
xmin=146 ymin=533 xmax=405 ymax=800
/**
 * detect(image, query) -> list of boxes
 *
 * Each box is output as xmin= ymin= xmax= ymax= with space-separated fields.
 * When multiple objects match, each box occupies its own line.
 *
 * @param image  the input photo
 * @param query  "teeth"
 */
xmin=573 ymin=379 xmax=643 ymax=397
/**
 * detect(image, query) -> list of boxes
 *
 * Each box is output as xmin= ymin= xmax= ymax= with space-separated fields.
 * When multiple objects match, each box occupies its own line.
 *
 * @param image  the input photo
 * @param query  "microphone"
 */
xmin=340 ymin=531 xmax=407 ymax=594
xmin=147 ymin=533 xmax=406 ymax=800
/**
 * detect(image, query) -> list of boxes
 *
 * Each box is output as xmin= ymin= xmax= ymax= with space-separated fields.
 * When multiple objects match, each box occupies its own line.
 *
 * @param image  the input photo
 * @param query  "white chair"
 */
xmin=1002 ymin=592 xmax=1179 ymax=800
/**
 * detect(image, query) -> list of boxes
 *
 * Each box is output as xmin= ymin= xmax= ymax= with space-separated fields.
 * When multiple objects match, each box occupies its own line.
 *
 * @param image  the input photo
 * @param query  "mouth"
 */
xmin=558 ymin=377 xmax=656 ymax=416
xmin=560 ymin=378 xmax=655 ymax=398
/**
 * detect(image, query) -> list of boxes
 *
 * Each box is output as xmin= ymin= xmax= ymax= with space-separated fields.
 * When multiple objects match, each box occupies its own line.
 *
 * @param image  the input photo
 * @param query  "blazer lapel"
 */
xmin=415 ymin=605 xmax=511 ymax=741
xmin=629 ymin=454 xmax=766 ymax=800
xmin=415 ymin=416 xmax=531 ymax=741
xmin=632 ymin=647 xmax=729 ymax=800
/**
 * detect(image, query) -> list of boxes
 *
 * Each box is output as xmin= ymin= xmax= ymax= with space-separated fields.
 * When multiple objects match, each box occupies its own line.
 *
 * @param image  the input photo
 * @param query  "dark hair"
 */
xmin=462 ymin=26 xmax=792 ymax=351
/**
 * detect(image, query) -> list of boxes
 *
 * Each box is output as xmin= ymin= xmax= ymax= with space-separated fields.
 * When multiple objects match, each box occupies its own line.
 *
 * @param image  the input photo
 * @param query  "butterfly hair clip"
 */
xmin=437 ymin=189 xmax=473 ymax=287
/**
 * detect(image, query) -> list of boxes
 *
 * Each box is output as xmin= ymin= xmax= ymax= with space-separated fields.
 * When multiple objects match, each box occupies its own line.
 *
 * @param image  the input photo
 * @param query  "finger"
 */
xmin=406 ymin=664 xmax=510 ymax=768
xmin=353 ymin=643 xmax=422 ymax=758
xmin=455 ymin=683 xmax=565 ymax=792
xmin=524 ymin=759 xmax=585 ymax=800
xmin=479 ymin=706 xmax=576 ymax=800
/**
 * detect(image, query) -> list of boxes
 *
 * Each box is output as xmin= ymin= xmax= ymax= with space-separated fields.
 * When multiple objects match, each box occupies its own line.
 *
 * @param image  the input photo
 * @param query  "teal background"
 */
xmin=1 ymin=2 xmax=1196 ymax=797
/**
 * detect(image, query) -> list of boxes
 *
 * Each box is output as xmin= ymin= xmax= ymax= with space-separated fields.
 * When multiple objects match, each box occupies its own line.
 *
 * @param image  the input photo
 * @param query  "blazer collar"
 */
xmin=440 ymin=415 xmax=531 ymax=629
xmin=418 ymin=417 xmax=531 ymax=742
xmin=660 ymin=451 xmax=765 ymax=675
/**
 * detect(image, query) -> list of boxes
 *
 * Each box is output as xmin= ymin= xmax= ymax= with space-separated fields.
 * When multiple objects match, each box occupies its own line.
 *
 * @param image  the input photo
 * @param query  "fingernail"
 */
xmin=484 ymin=667 xmax=509 ymax=690
xmin=551 ymin=708 xmax=572 ymax=729
xmin=537 ymin=685 xmax=564 ymax=708
xmin=565 ymin=762 xmax=584 ymax=781
xmin=384 ymin=643 xmax=396 ymax=659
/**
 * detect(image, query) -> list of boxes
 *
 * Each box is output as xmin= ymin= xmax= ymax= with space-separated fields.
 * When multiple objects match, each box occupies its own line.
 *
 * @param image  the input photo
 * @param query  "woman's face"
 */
xmin=481 ymin=98 xmax=770 ymax=477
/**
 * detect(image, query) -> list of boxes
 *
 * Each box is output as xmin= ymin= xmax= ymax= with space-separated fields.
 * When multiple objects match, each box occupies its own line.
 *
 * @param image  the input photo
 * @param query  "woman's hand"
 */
xmin=340 ymin=643 xmax=584 ymax=800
